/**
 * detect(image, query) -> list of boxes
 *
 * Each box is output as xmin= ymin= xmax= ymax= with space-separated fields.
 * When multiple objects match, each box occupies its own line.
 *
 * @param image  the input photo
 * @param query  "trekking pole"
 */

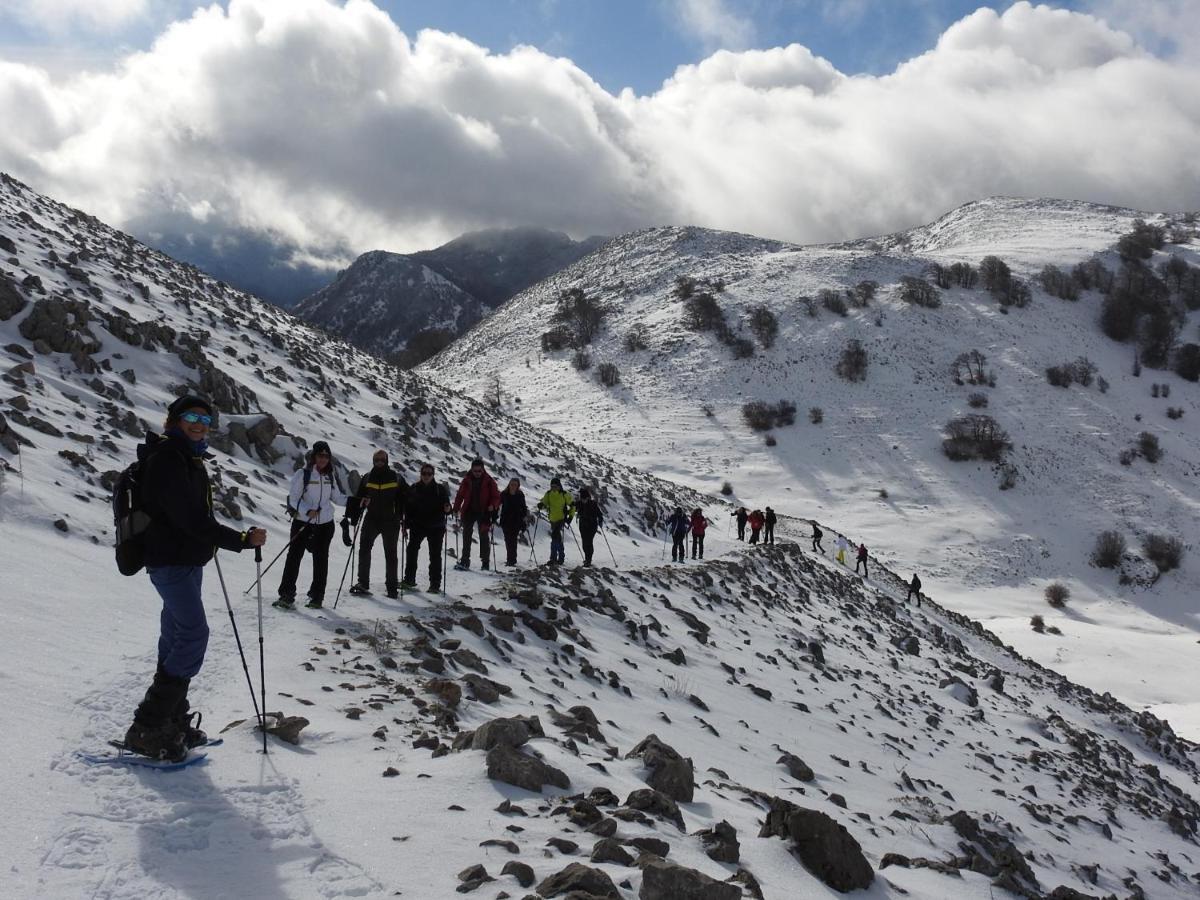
xmin=489 ymin=523 xmax=498 ymax=574
xmin=523 ymin=527 xmax=538 ymax=566
xmin=567 ymin=521 xmax=582 ymax=558
xmin=442 ymin=518 xmax=449 ymax=595
xmin=333 ymin=517 xmax=364 ymax=609
xmin=255 ymin=546 xmax=267 ymax=754
xmin=242 ymin=522 xmax=308 ymax=594
xmin=213 ymin=552 xmax=265 ymax=738
xmin=660 ymin=528 xmax=667 ymax=561
xmin=400 ymin=525 xmax=406 ymax=601
xmin=600 ymin=524 xmax=618 ymax=569
xmin=528 ymin=513 xmax=541 ymax=564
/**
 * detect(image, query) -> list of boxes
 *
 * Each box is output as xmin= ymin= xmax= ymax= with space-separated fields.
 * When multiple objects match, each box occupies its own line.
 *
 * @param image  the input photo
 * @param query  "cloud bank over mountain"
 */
xmin=1 ymin=0 xmax=1197 ymax=275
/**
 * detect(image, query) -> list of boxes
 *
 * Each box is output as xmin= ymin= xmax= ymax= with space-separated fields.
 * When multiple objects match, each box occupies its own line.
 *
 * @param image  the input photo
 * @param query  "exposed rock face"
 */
xmin=623 ymin=788 xmax=685 ymax=830
xmin=534 ymin=861 xmax=620 ymax=898
xmin=18 ymin=297 xmax=100 ymax=355
xmin=637 ymin=857 xmax=741 ymax=900
xmin=471 ymin=715 xmax=545 ymax=751
xmin=785 ymin=808 xmax=874 ymax=892
xmin=0 ymin=274 xmax=26 ymax=320
xmin=626 ymin=734 xmax=695 ymax=802
xmin=486 ymin=744 xmax=570 ymax=793
xmin=697 ymin=820 xmax=739 ymax=864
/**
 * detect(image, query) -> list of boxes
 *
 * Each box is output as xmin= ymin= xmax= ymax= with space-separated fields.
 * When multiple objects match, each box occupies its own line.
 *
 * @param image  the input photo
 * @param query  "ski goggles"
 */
xmin=179 ymin=411 xmax=213 ymax=426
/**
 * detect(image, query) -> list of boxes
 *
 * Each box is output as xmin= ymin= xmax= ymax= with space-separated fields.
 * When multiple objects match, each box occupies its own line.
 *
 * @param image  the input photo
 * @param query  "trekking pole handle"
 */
xmin=255 ymin=546 xmax=262 ymax=563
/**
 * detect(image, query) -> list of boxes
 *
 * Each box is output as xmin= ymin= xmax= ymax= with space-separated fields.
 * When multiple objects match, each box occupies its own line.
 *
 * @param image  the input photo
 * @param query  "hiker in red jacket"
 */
xmin=453 ymin=458 xmax=501 ymax=571
xmin=748 ymin=509 xmax=765 ymax=544
xmin=855 ymin=543 xmax=869 ymax=578
xmin=689 ymin=508 xmax=709 ymax=559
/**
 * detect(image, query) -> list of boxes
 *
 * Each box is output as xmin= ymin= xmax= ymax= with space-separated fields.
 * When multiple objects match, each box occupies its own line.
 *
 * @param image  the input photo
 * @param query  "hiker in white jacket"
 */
xmin=836 ymin=535 xmax=851 ymax=566
xmin=275 ymin=440 xmax=348 ymax=608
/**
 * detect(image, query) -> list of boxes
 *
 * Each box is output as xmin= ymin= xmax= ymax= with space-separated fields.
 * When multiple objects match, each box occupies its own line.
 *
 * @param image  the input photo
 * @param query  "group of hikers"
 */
xmin=117 ymin=393 xmax=925 ymax=763
xmin=730 ymin=506 xmax=777 ymax=544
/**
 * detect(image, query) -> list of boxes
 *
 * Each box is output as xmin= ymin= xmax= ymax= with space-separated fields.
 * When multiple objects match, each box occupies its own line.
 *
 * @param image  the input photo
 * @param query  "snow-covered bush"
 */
xmin=1030 ymin=614 xmax=1046 ymax=633
xmin=1167 ymin=406 xmax=1184 ymax=420
xmin=967 ymin=392 xmax=988 ymax=408
xmin=682 ymin=291 xmax=724 ymax=331
xmin=942 ymin=414 xmax=1010 ymax=462
xmin=1040 ymin=264 xmax=1079 ymax=300
xmin=809 ymin=406 xmax=824 ymax=424
xmin=1137 ymin=431 xmax=1162 ymax=463
xmin=720 ymin=481 xmax=733 ymax=496
xmin=898 ymin=275 xmax=941 ymax=308
xmin=541 ymin=326 xmax=573 ymax=352
xmin=1142 ymin=534 xmax=1184 ymax=573
xmin=850 ymin=280 xmax=878 ymax=307
xmin=747 ymin=305 xmax=778 ymax=348
xmin=820 ymin=289 xmax=848 ymax=317
xmin=1044 ymin=582 xmax=1070 ymax=608
xmin=622 ymin=324 xmax=649 ymax=352
xmin=742 ymin=401 xmax=796 ymax=431
xmin=948 ymin=262 xmax=978 ymax=289
xmin=764 ymin=434 xmax=777 ymax=447
xmin=836 ymin=339 xmax=868 ymax=382
xmin=1092 ymin=530 xmax=1126 ymax=568
xmin=596 ymin=362 xmax=619 ymax=387
xmin=951 ymin=350 xmax=989 ymax=385
xmin=1174 ymin=343 xmax=1200 ymax=381
xmin=1116 ymin=219 xmax=1165 ymax=262
xmin=1046 ymin=365 xmax=1072 ymax=388
xmin=571 ymin=350 xmax=592 ymax=371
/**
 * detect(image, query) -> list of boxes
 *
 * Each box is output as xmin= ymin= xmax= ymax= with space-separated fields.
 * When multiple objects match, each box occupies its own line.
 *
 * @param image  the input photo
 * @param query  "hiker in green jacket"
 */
xmin=537 ymin=477 xmax=574 ymax=565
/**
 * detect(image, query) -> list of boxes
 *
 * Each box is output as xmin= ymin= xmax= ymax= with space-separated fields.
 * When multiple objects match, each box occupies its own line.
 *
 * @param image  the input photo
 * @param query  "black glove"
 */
xmin=340 ymin=518 xmax=353 ymax=547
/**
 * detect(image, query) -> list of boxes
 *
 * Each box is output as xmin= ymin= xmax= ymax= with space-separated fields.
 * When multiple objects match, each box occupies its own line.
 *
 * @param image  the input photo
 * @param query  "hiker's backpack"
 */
xmin=113 ymin=459 xmax=151 ymax=576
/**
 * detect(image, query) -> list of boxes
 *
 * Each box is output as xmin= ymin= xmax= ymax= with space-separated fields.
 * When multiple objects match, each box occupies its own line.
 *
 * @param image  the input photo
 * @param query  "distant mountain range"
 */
xmin=294 ymin=227 xmax=607 ymax=367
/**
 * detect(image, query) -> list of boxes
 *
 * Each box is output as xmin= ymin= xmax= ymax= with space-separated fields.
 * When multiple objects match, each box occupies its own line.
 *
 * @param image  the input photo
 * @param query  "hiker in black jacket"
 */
xmin=401 ymin=462 xmax=452 ymax=592
xmin=347 ymin=450 xmax=407 ymax=598
xmin=667 ymin=507 xmax=689 ymax=562
xmin=575 ymin=487 xmax=604 ymax=567
xmin=126 ymin=395 xmax=266 ymax=761
xmin=732 ymin=507 xmax=748 ymax=540
xmin=499 ymin=477 xmax=529 ymax=567
xmin=811 ymin=521 xmax=824 ymax=553
xmin=906 ymin=573 xmax=922 ymax=606
xmin=764 ymin=507 xmax=777 ymax=545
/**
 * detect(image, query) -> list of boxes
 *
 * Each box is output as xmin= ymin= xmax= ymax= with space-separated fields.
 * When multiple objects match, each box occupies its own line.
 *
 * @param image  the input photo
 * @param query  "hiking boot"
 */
xmin=348 ymin=583 xmax=371 ymax=596
xmin=386 ymin=587 xmax=399 ymax=599
xmin=427 ymin=584 xmax=440 ymax=594
xmin=305 ymin=598 xmax=324 ymax=609
xmin=454 ymin=561 xmax=470 ymax=571
xmin=481 ymin=561 xmax=490 ymax=571
xmin=178 ymin=710 xmax=207 ymax=749
xmin=123 ymin=720 xmax=187 ymax=762
xmin=400 ymin=579 xmax=418 ymax=590
xmin=272 ymin=597 xmax=295 ymax=610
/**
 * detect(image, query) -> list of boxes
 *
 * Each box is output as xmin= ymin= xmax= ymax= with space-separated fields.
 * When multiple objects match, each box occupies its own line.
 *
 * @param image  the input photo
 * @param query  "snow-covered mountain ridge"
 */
xmin=422 ymin=198 xmax=1200 ymax=742
xmin=3 ymin=180 xmax=1199 ymax=898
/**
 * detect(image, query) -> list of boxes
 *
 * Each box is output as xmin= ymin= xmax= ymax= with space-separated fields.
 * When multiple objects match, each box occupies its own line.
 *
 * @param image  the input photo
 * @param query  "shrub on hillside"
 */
xmin=850 ymin=280 xmax=878 ymax=307
xmin=836 ymin=339 xmax=869 ymax=382
xmin=764 ymin=434 xmax=777 ymax=447
xmin=951 ymin=349 xmax=989 ymax=385
xmin=942 ymin=414 xmax=1011 ymax=462
xmin=682 ymin=291 xmax=725 ymax=331
xmin=1040 ymin=264 xmax=1079 ymax=300
xmin=820 ymin=289 xmax=848 ymax=317
xmin=809 ymin=406 xmax=824 ymax=424
xmin=1072 ymin=258 xmax=1113 ymax=293
xmin=623 ymin=324 xmax=649 ymax=352
xmin=948 ymin=262 xmax=978 ymax=289
xmin=1030 ymin=614 xmax=1046 ymax=633
xmin=1167 ymin=406 xmax=1184 ymax=420
xmin=898 ymin=275 xmax=941 ymax=308
xmin=393 ymin=326 xmax=455 ymax=369
xmin=571 ymin=349 xmax=592 ymax=371
xmin=1117 ymin=219 xmax=1166 ymax=263
xmin=720 ymin=481 xmax=733 ymax=496
xmin=798 ymin=295 xmax=818 ymax=317
xmin=742 ymin=400 xmax=797 ymax=431
xmin=541 ymin=326 xmax=574 ymax=352
xmin=967 ymin=392 xmax=988 ymax=408
xmin=1044 ymin=582 xmax=1070 ymax=608
xmin=1142 ymin=533 xmax=1184 ymax=573
xmin=1046 ymin=365 xmax=1072 ymax=388
xmin=596 ymin=362 xmax=620 ymax=387
xmin=1139 ymin=306 xmax=1180 ymax=369
xmin=1100 ymin=290 xmax=1139 ymax=342
xmin=747 ymin=305 xmax=778 ymax=349
xmin=1159 ymin=254 xmax=1190 ymax=292
xmin=980 ymin=255 xmax=1012 ymax=293
xmin=727 ymin=334 xmax=756 ymax=359
xmin=551 ymin=287 xmax=607 ymax=346
xmin=928 ymin=263 xmax=951 ymax=289
xmin=1092 ymin=530 xmax=1126 ymax=568
xmin=1137 ymin=431 xmax=1162 ymax=462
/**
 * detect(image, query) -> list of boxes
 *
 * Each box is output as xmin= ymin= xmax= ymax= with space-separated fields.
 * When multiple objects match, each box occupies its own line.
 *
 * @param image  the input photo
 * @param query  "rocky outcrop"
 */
xmin=486 ymin=744 xmax=570 ymax=793
xmin=626 ymin=734 xmax=694 ymax=802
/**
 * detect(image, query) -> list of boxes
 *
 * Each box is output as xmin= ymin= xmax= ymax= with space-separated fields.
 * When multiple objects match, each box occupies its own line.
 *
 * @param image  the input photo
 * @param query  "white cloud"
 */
xmin=0 ymin=0 xmax=1197 ymax=267
xmin=1082 ymin=0 xmax=1200 ymax=61
xmin=670 ymin=0 xmax=756 ymax=50
xmin=0 ymin=0 xmax=150 ymax=33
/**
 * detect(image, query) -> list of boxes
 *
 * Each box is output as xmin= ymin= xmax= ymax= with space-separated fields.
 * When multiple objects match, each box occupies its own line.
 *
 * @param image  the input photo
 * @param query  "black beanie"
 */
xmin=312 ymin=440 xmax=332 ymax=456
xmin=167 ymin=394 xmax=214 ymax=420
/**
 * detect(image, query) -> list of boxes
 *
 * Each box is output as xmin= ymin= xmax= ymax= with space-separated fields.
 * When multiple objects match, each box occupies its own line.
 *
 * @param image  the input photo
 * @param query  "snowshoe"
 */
xmin=123 ymin=721 xmax=187 ymax=763
xmin=399 ymin=579 xmax=418 ymax=590
xmin=454 ymin=561 xmax=470 ymax=571
xmin=179 ymin=711 xmax=207 ymax=749
xmin=348 ymin=583 xmax=371 ymax=597
xmin=305 ymin=598 xmax=324 ymax=609
xmin=272 ymin=597 xmax=295 ymax=610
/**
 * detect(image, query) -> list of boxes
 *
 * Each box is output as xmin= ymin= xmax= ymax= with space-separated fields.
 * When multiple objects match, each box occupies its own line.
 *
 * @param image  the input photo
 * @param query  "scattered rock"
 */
xmin=697 ymin=820 xmax=739 ymax=864
xmin=623 ymin=788 xmax=685 ymax=830
xmin=263 ymin=712 xmax=309 ymax=745
xmin=486 ymin=744 xmax=570 ymax=793
xmin=777 ymin=751 xmax=815 ymax=782
xmin=534 ymin=862 xmax=620 ymax=898
xmin=471 ymin=715 xmax=545 ymax=751
xmin=501 ymin=860 xmax=534 ymax=887
xmin=590 ymin=838 xmax=634 ymax=866
xmin=637 ymin=856 xmax=741 ymax=900
xmin=626 ymin=734 xmax=695 ymax=802
xmin=782 ymin=808 xmax=874 ymax=892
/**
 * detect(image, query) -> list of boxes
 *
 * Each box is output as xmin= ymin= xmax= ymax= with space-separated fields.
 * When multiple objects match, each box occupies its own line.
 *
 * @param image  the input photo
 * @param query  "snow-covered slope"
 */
xmin=3 ymin=177 xmax=1198 ymax=899
xmin=423 ymin=199 xmax=1200 ymax=741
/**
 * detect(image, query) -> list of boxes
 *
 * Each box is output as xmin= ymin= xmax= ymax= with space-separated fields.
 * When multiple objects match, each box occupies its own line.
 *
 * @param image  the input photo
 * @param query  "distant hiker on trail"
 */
xmin=811 ymin=521 xmax=824 ymax=554
xmin=732 ymin=507 xmax=748 ymax=540
xmin=498 ymin=477 xmax=529 ymax=567
xmin=125 ymin=395 xmax=267 ymax=762
xmin=763 ymin=507 xmax=776 ymax=545
xmin=748 ymin=509 xmax=765 ymax=544
xmin=347 ymin=450 xmax=406 ymax=599
xmin=690 ymin=508 xmax=709 ymax=559
xmin=537 ymin=478 xmax=574 ymax=566
xmin=667 ymin=506 xmax=690 ymax=562
xmin=855 ymin=543 xmax=869 ymax=578
xmin=277 ymin=440 xmax=346 ymax=609
xmin=453 ymin=458 xmax=501 ymax=571
xmin=835 ymin=534 xmax=850 ymax=565
xmin=575 ymin=487 xmax=604 ymax=567
xmin=401 ymin=463 xmax=452 ymax=592
xmin=906 ymin=573 xmax=922 ymax=606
